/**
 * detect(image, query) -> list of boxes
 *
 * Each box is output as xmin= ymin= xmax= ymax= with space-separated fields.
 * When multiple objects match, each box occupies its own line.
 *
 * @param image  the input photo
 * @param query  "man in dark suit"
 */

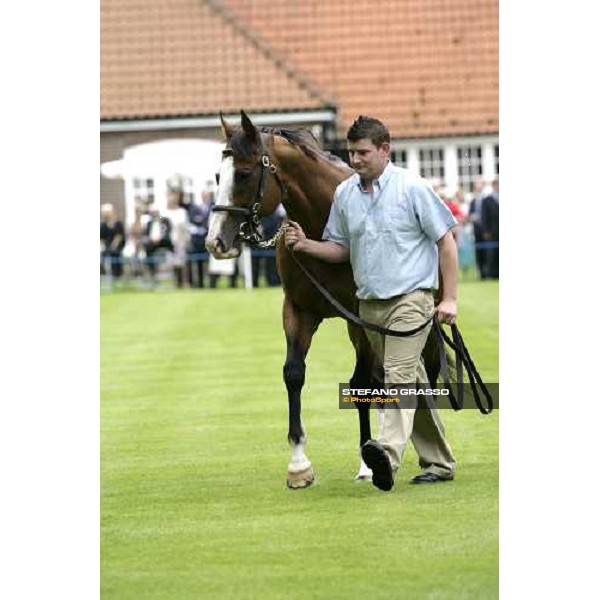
xmin=468 ymin=179 xmax=488 ymax=279
xmin=144 ymin=205 xmax=173 ymax=282
xmin=100 ymin=203 xmax=125 ymax=279
xmin=185 ymin=189 xmax=213 ymax=288
xmin=481 ymin=179 xmax=499 ymax=279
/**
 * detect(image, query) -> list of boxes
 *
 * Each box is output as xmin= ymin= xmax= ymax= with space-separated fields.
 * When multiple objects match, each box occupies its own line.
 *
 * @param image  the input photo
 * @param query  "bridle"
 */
xmin=212 ymin=151 xmax=287 ymax=249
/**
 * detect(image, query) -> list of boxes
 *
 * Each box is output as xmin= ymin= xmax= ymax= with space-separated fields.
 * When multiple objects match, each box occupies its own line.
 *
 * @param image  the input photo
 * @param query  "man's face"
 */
xmin=347 ymin=138 xmax=390 ymax=182
xmin=101 ymin=207 xmax=113 ymax=221
xmin=167 ymin=191 xmax=180 ymax=208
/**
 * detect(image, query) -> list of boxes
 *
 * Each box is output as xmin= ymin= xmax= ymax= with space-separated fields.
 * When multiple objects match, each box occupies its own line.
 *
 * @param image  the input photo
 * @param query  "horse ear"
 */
xmin=240 ymin=110 xmax=260 ymax=145
xmin=219 ymin=112 xmax=234 ymax=140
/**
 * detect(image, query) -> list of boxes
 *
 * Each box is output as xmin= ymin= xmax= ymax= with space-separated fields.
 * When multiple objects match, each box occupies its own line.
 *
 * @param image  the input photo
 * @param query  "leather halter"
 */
xmin=212 ymin=153 xmax=287 ymax=249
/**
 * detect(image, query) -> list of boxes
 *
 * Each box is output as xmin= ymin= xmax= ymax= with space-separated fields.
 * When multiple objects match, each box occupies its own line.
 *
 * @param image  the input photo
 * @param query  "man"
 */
xmin=143 ymin=204 xmax=173 ymax=284
xmin=165 ymin=178 xmax=190 ymax=289
xmin=481 ymin=179 xmax=499 ymax=279
xmin=468 ymin=179 xmax=488 ymax=279
xmin=100 ymin=203 xmax=125 ymax=280
xmin=285 ymin=116 xmax=458 ymax=492
xmin=185 ymin=186 xmax=214 ymax=288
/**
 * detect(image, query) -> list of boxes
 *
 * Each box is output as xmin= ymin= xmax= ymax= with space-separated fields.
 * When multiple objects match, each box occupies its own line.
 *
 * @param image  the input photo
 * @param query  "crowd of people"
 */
xmin=99 ymin=179 xmax=285 ymax=289
xmin=100 ymin=175 xmax=499 ymax=290
xmin=434 ymin=179 xmax=500 ymax=280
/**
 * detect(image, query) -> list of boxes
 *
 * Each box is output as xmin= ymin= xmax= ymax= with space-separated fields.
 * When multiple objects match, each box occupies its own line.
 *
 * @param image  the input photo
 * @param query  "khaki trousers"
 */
xmin=359 ymin=290 xmax=456 ymax=478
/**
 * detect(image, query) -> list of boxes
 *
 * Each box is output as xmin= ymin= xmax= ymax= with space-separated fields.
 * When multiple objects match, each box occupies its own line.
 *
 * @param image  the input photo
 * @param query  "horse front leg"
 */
xmin=283 ymin=295 xmax=321 ymax=489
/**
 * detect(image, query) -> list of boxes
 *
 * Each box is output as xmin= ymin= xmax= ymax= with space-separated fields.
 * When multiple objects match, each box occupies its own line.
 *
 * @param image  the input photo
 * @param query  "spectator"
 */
xmin=165 ymin=178 xmax=190 ymax=288
xmin=144 ymin=205 xmax=173 ymax=284
xmin=126 ymin=201 xmax=146 ymax=278
xmin=481 ymin=179 xmax=499 ymax=279
xmin=100 ymin=203 xmax=125 ymax=280
xmin=185 ymin=186 xmax=214 ymax=288
xmin=439 ymin=189 xmax=463 ymax=243
xmin=452 ymin=188 xmax=476 ymax=274
xmin=468 ymin=179 xmax=488 ymax=279
xmin=454 ymin=187 xmax=469 ymax=219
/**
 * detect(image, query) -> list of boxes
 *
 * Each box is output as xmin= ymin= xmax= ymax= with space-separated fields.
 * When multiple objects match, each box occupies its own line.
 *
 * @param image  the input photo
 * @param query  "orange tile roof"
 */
xmin=223 ymin=0 xmax=498 ymax=138
xmin=101 ymin=0 xmax=332 ymax=120
xmin=101 ymin=0 xmax=498 ymax=139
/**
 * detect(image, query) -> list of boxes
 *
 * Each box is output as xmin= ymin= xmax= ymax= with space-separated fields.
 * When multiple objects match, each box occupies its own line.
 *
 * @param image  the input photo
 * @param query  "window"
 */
xmin=419 ymin=148 xmax=445 ymax=183
xmin=392 ymin=149 xmax=408 ymax=167
xmin=133 ymin=177 xmax=155 ymax=204
xmin=456 ymin=146 xmax=483 ymax=193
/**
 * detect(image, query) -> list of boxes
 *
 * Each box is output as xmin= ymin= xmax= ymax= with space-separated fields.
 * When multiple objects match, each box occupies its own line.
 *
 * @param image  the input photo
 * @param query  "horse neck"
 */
xmin=274 ymin=144 xmax=351 ymax=239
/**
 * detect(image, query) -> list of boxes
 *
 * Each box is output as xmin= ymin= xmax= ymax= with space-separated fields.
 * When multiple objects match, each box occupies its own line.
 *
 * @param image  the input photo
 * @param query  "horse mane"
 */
xmin=260 ymin=127 xmax=347 ymax=167
xmin=227 ymin=123 xmax=348 ymax=170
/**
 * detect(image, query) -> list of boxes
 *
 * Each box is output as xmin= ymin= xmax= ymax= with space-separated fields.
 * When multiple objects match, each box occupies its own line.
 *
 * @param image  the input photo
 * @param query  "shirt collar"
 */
xmin=355 ymin=161 xmax=393 ymax=192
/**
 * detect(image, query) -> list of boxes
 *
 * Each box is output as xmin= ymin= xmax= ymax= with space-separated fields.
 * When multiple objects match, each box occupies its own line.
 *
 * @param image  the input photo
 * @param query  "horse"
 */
xmin=206 ymin=110 xmax=442 ymax=488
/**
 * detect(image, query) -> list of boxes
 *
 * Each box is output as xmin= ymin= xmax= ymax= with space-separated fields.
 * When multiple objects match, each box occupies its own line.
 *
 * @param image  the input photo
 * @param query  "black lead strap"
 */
xmin=432 ymin=319 xmax=494 ymax=414
xmin=290 ymin=250 xmax=494 ymax=415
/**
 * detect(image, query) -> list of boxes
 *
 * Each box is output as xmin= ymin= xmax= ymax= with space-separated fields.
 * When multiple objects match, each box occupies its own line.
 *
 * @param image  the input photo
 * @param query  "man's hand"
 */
xmin=285 ymin=220 xmax=307 ymax=251
xmin=435 ymin=298 xmax=457 ymax=326
xmin=284 ymin=221 xmax=349 ymax=262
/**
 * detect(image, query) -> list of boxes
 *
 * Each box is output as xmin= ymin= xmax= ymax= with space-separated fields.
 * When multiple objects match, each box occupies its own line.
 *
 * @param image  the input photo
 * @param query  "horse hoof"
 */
xmin=286 ymin=467 xmax=316 ymax=489
xmin=355 ymin=461 xmax=373 ymax=481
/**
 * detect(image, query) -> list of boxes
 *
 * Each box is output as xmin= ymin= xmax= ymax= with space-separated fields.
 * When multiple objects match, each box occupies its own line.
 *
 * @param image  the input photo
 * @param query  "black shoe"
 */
xmin=361 ymin=440 xmax=394 ymax=491
xmin=410 ymin=472 xmax=452 ymax=484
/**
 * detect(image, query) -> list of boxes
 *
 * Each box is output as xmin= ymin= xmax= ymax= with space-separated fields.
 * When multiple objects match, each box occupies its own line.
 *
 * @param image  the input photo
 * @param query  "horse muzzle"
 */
xmin=206 ymin=236 xmax=241 ymax=259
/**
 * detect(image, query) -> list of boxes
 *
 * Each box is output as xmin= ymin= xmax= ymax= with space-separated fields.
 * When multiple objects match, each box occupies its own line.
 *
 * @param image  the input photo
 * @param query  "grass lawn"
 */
xmin=101 ymin=280 xmax=498 ymax=599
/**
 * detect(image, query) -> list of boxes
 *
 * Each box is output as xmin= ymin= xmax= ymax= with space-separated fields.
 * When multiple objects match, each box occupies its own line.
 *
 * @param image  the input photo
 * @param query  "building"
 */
xmin=101 ymin=0 xmax=498 ymax=223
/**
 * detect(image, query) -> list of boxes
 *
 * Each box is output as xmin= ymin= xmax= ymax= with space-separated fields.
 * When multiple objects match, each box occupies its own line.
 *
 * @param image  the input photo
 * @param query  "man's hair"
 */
xmin=346 ymin=116 xmax=390 ymax=147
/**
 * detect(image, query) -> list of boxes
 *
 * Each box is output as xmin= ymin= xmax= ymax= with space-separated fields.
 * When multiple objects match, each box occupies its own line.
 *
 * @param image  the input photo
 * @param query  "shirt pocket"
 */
xmin=379 ymin=198 xmax=412 ymax=234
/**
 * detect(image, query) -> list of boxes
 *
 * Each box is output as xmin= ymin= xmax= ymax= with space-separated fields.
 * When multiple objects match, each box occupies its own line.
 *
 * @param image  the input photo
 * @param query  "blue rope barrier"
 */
xmin=101 ymin=242 xmax=499 ymax=265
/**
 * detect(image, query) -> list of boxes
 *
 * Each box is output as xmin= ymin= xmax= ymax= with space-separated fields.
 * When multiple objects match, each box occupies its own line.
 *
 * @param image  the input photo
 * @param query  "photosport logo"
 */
xmin=338 ymin=383 xmax=500 ymax=410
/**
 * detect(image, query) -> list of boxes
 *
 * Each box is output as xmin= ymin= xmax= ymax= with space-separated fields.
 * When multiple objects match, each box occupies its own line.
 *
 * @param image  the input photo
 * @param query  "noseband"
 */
xmin=212 ymin=153 xmax=287 ymax=249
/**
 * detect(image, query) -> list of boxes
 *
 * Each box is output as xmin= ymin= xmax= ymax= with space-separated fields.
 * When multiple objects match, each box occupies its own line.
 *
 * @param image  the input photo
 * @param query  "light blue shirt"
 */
xmin=322 ymin=162 xmax=456 ymax=300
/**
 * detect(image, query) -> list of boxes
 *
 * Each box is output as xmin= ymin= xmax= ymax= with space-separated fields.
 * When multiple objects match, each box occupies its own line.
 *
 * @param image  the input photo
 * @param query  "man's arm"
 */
xmin=436 ymin=229 xmax=458 ymax=324
xmin=285 ymin=221 xmax=349 ymax=263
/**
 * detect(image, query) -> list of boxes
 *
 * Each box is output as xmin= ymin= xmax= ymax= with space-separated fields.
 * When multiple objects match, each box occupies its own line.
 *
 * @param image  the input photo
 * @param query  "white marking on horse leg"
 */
xmin=356 ymin=458 xmax=373 ymax=480
xmin=287 ymin=424 xmax=311 ymax=473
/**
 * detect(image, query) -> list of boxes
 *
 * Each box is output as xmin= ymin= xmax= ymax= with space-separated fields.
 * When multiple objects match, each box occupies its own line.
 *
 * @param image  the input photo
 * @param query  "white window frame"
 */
xmin=392 ymin=148 xmax=409 ymax=168
xmin=132 ymin=176 xmax=155 ymax=204
xmin=456 ymin=144 xmax=484 ymax=194
xmin=418 ymin=146 xmax=446 ymax=186
xmin=388 ymin=134 xmax=499 ymax=197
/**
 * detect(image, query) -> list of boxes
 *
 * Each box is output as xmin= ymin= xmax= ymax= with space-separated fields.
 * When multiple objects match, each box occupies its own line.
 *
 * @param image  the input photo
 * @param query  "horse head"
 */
xmin=206 ymin=110 xmax=285 ymax=259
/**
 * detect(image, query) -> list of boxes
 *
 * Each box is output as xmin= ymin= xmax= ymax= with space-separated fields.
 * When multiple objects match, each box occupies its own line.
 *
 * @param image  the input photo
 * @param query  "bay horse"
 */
xmin=206 ymin=110 xmax=440 ymax=488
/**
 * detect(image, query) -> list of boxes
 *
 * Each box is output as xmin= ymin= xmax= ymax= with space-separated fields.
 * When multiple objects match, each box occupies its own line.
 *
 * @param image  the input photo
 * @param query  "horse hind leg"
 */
xmin=347 ymin=323 xmax=378 ymax=481
xmin=283 ymin=296 xmax=320 ymax=489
